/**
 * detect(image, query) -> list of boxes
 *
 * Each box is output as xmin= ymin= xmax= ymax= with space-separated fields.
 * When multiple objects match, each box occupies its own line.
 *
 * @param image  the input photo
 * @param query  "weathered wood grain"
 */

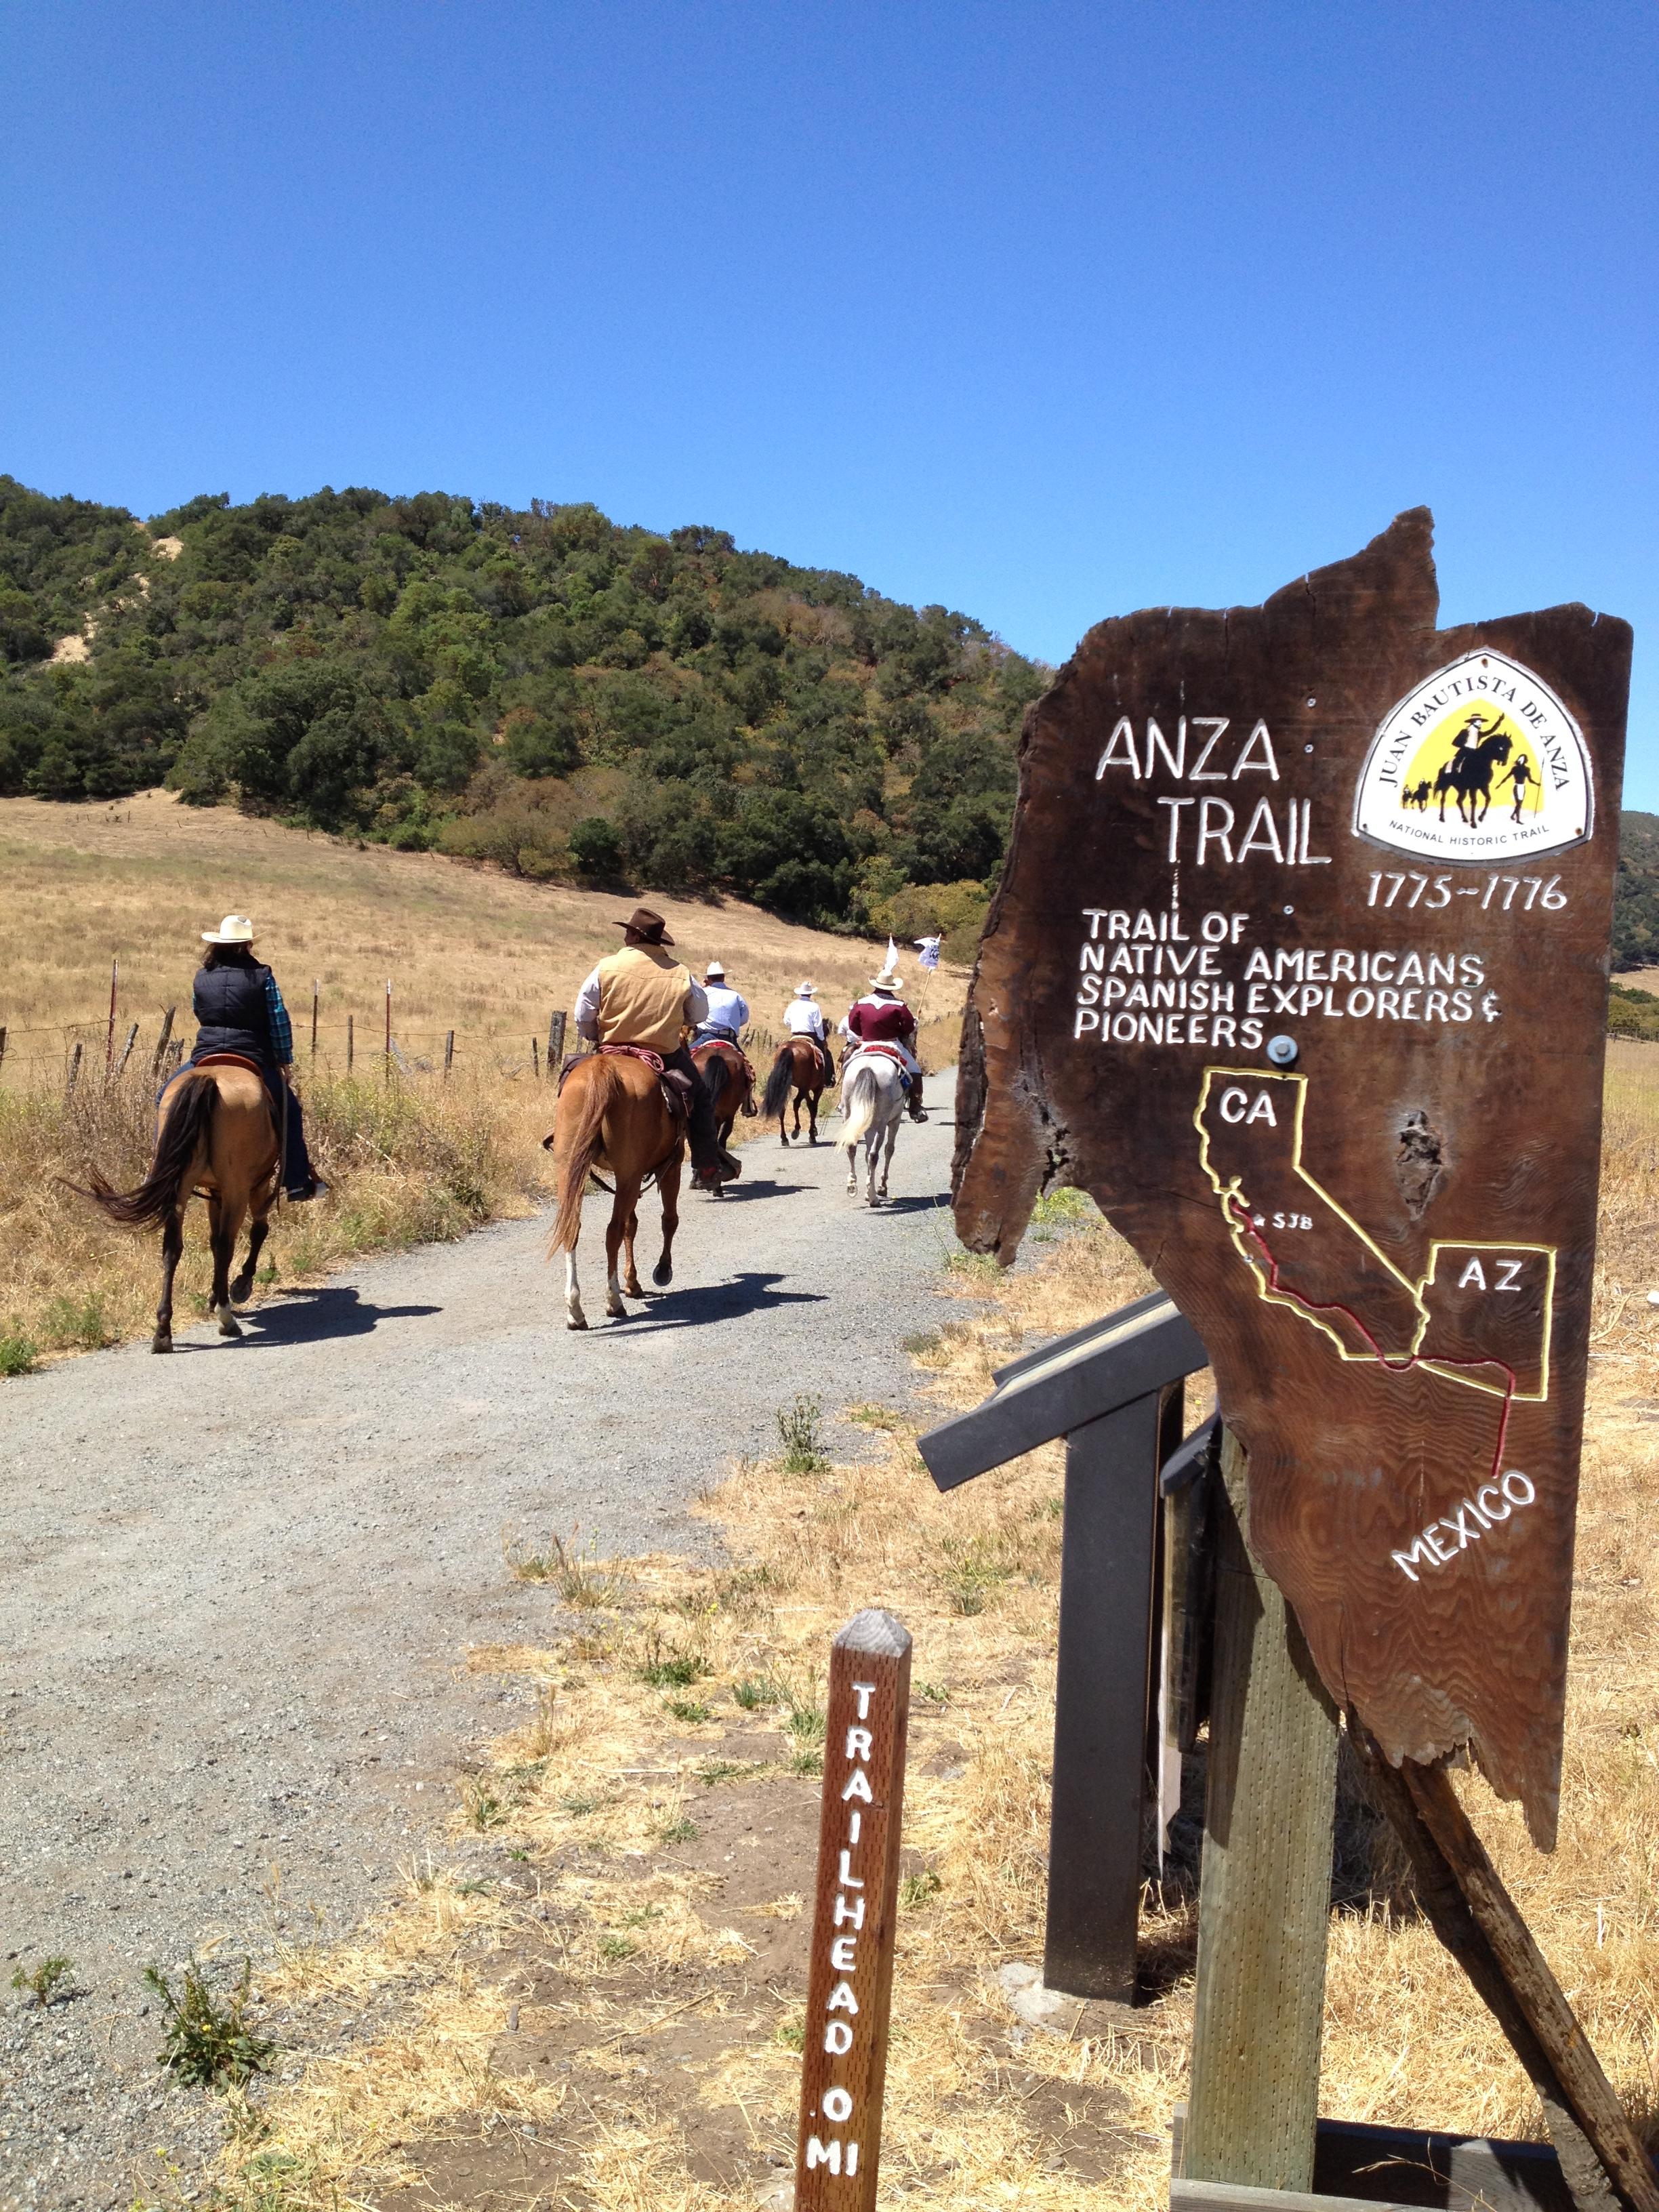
xmin=953 ymin=510 xmax=1630 ymax=1842
xmin=1185 ymin=1430 xmax=1340 ymax=2191
xmin=794 ymin=1609 xmax=911 ymax=2210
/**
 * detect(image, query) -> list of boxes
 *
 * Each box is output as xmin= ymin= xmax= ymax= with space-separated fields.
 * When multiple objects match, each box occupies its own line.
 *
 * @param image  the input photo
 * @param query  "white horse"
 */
xmin=839 ymin=1050 xmax=907 ymax=1204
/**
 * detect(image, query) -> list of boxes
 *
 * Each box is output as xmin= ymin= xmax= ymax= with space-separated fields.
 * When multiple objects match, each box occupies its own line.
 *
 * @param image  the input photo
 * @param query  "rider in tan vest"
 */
xmin=573 ymin=907 xmax=730 ymax=1187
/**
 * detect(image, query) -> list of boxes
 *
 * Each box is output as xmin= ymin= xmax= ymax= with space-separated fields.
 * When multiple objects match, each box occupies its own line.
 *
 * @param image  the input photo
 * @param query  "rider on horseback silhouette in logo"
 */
xmin=783 ymin=981 xmax=835 ymax=1082
xmin=573 ymin=907 xmax=731 ymax=1190
xmin=842 ymin=965 xmax=928 ymax=1122
xmin=188 ymin=915 xmax=322 ymax=1200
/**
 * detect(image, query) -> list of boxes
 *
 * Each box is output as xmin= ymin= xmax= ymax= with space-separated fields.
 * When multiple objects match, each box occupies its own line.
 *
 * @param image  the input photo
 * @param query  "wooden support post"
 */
xmin=1043 ymin=1384 xmax=1177 ymax=2001
xmin=444 ymin=1029 xmax=455 ymax=1078
xmin=0 ymin=1025 xmax=8 ymax=1078
xmin=1361 ymin=1741 xmax=1659 ymax=2212
xmin=384 ymin=979 xmax=392 ymax=1078
xmin=532 ymin=1037 xmax=540 ymax=1079
xmin=795 ymin=1609 xmax=912 ymax=2209
xmin=311 ymin=981 xmax=319 ymax=1060
xmin=150 ymin=1006 xmax=175 ymax=1080
xmin=66 ymin=1039 xmax=83 ymax=1099
xmin=548 ymin=1008 xmax=566 ymax=1078
xmin=112 ymin=1021 xmax=139 ymax=1080
xmin=104 ymin=959 xmax=117 ymax=1079
xmin=1184 ymin=1429 xmax=1339 ymax=2194
xmin=346 ymin=1014 xmax=354 ymax=1073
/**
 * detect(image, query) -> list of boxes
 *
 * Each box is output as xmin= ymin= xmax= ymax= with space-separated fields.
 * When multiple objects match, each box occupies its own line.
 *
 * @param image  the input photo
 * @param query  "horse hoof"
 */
xmin=652 ymin=1262 xmax=673 ymax=1286
xmin=567 ymin=1315 xmax=588 ymax=1332
xmin=217 ymin=1313 xmax=243 ymax=1338
xmin=151 ymin=1335 xmax=173 ymax=1355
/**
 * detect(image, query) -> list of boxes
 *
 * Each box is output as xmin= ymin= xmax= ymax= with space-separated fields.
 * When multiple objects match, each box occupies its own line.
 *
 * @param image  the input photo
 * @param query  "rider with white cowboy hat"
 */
xmin=691 ymin=960 xmax=750 ymax=1048
xmin=783 ymin=981 xmax=835 ymax=1082
xmin=188 ymin=915 xmax=323 ymax=1200
xmin=842 ymin=962 xmax=927 ymax=1122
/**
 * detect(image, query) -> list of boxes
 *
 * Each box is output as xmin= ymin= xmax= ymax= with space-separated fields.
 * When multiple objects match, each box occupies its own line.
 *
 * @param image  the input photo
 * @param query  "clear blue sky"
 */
xmin=4 ymin=1 xmax=1656 ymax=804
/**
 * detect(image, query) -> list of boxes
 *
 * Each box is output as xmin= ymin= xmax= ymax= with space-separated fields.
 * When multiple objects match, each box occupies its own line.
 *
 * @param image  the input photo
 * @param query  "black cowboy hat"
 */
xmin=615 ymin=905 xmax=674 ymax=945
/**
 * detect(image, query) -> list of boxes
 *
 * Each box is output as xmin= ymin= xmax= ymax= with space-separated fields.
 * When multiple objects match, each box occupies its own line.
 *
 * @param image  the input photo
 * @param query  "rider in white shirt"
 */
xmin=783 ymin=981 xmax=834 ymax=1080
xmin=692 ymin=960 xmax=750 ymax=1046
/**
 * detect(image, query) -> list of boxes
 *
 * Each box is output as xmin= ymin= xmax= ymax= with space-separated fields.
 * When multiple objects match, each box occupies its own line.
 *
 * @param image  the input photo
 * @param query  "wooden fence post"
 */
xmin=384 ymin=979 xmax=392 ymax=1079
xmin=66 ymin=1040 xmax=83 ymax=1099
xmin=104 ymin=959 xmax=117 ymax=1079
xmin=311 ymin=981 xmax=319 ymax=1059
xmin=112 ymin=1021 xmax=139 ymax=1081
xmin=531 ymin=1038 xmax=540 ymax=1079
xmin=0 ymin=1025 xmax=8 ymax=1079
xmin=346 ymin=1015 xmax=354 ymax=1073
xmin=150 ymin=1006 xmax=175 ymax=1080
xmin=1183 ymin=1428 xmax=1339 ymax=2195
xmin=795 ymin=1609 xmax=912 ymax=2209
xmin=444 ymin=1029 xmax=454 ymax=1078
xmin=548 ymin=1008 xmax=566 ymax=1077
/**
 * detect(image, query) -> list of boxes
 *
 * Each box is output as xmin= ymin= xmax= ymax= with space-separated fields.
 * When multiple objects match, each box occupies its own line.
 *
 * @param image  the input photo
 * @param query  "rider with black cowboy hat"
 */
xmin=573 ymin=907 xmax=734 ymax=1189
xmin=188 ymin=914 xmax=323 ymax=1200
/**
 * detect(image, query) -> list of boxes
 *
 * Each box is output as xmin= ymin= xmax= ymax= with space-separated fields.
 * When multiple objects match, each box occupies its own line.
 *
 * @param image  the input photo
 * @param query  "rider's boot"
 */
xmin=907 ymin=1075 xmax=929 ymax=1124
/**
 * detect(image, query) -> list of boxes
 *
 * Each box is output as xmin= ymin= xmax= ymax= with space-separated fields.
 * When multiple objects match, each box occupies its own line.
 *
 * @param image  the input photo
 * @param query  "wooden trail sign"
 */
xmin=954 ymin=511 xmax=1630 ymax=1845
xmin=794 ymin=1609 xmax=912 ymax=2209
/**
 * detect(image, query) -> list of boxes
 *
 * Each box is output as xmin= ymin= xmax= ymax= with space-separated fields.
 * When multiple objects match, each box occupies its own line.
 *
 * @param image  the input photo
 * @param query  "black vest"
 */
xmin=192 ymin=956 xmax=274 ymax=1064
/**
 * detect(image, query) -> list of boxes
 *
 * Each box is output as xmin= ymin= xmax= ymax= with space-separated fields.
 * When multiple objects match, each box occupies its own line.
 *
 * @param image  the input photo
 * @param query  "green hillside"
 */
xmin=1614 ymin=810 xmax=1659 ymax=973
xmin=0 ymin=476 xmax=1046 ymax=947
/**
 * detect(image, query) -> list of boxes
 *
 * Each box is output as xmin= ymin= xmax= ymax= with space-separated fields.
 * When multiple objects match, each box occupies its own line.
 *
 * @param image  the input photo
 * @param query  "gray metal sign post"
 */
xmin=918 ymin=1289 xmax=1209 ymax=2003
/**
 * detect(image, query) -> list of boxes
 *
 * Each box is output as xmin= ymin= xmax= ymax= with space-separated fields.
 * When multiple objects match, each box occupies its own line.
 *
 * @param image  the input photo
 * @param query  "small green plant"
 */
xmin=558 ymin=1791 xmax=605 ymax=1817
xmin=785 ymin=1704 xmax=827 ymax=1744
xmin=41 ymin=1293 xmax=114 ymax=1349
xmin=945 ymin=1248 xmax=1000 ymax=1282
xmin=11 ymin=1954 xmax=73 ymax=2006
xmin=638 ymin=1636 xmax=705 ymax=1688
xmin=939 ymin=1533 xmax=1013 ymax=1617
xmin=901 ymin=1328 xmax=942 ymax=1359
xmin=658 ymin=1815 xmax=698 ymax=1844
xmin=915 ymin=1681 xmax=950 ymax=1706
xmin=596 ymin=1933 xmax=636 ymax=1963
xmin=507 ymin=1846 xmax=529 ymax=1862
xmin=501 ymin=1527 xmax=619 ymax=1607
xmin=847 ymin=1402 xmax=906 ymax=1431
xmin=144 ymin=1958 xmax=273 ymax=2089
xmin=665 ymin=1696 xmax=712 ymax=1723
xmin=0 ymin=1332 xmax=38 ymax=1378
xmin=774 ymin=2011 xmax=806 ymax=2051
xmin=775 ymin=1392 xmax=830 ymax=1473
xmin=464 ymin=1783 xmax=508 ymax=1830
xmin=900 ymin=1870 xmax=943 ymax=1908
xmin=788 ymin=1746 xmax=824 ymax=1777
xmin=1031 ymin=1185 xmax=1097 ymax=1230
xmin=696 ymin=1758 xmax=755 ymax=1787
xmin=732 ymin=1676 xmax=777 ymax=1711
xmin=621 ymin=1902 xmax=663 ymax=1928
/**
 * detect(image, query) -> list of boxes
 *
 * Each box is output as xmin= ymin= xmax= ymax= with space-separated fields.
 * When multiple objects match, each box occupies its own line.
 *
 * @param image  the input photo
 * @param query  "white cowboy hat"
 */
xmin=705 ymin=960 xmax=726 ymax=979
xmin=794 ymin=981 xmax=817 ymax=997
xmin=202 ymin=914 xmax=256 ymax=945
xmin=869 ymin=971 xmax=901 ymax=995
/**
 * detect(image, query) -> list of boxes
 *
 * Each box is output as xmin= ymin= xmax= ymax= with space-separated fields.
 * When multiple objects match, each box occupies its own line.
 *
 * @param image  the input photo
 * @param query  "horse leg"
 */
xmin=230 ymin=1214 xmax=268 ymax=1305
xmin=846 ymin=1140 xmax=859 ymax=1195
xmin=605 ymin=1187 xmax=635 ymax=1318
xmin=565 ymin=1242 xmax=588 ymax=1330
xmin=878 ymin=1118 xmax=897 ymax=1199
xmin=806 ymin=1090 xmax=819 ymax=1145
xmin=865 ymin=1133 xmax=880 ymax=1206
xmin=207 ymin=1197 xmax=243 ymax=1336
xmin=622 ymin=1200 xmax=644 ymax=1298
xmin=653 ymin=1154 xmax=682 ymax=1287
xmin=152 ymin=1210 xmax=184 ymax=1353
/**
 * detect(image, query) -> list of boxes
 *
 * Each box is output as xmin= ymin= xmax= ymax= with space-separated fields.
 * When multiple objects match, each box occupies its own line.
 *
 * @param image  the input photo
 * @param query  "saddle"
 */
xmin=556 ymin=1042 xmax=695 ymax=1124
xmin=191 ymin=1050 xmax=268 ymax=1082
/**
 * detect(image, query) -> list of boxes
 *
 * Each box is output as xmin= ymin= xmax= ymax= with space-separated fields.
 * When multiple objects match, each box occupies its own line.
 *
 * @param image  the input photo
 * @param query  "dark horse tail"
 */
xmin=71 ymin=1071 xmax=218 ymax=1228
xmin=761 ymin=1044 xmax=799 ymax=1122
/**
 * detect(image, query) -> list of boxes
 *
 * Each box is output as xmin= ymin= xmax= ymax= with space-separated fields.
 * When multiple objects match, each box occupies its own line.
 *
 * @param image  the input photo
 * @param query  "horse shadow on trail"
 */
xmin=196 ymin=1286 xmax=443 ymax=1348
xmin=864 ymin=1191 xmax=953 ymax=1216
xmin=696 ymin=1178 xmax=804 ymax=1203
xmin=621 ymin=1271 xmax=827 ymax=1332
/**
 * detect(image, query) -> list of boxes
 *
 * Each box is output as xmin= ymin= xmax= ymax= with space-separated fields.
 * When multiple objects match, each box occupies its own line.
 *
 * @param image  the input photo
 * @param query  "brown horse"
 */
xmin=760 ymin=1036 xmax=830 ymax=1145
xmin=546 ymin=1051 xmax=684 ymax=1328
xmin=76 ymin=1061 xmax=281 ymax=1352
xmin=691 ymin=1039 xmax=754 ymax=1195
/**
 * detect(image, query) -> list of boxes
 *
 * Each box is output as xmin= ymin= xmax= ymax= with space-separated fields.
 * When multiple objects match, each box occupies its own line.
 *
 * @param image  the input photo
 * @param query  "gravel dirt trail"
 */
xmin=0 ymin=1105 xmax=964 ymax=2209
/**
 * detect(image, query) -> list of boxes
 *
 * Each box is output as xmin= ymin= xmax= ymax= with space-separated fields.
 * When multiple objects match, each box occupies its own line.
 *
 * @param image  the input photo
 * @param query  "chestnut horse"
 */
xmin=760 ymin=1037 xmax=831 ymax=1145
xmin=76 ymin=1061 xmax=281 ymax=1351
xmin=546 ymin=1051 xmax=684 ymax=1328
xmin=691 ymin=1038 xmax=754 ymax=1191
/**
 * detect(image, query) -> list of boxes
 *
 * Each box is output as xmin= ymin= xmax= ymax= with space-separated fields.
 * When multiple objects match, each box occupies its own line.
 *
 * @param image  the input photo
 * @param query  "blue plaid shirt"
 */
xmin=264 ymin=972 xmax=294 ymax=1065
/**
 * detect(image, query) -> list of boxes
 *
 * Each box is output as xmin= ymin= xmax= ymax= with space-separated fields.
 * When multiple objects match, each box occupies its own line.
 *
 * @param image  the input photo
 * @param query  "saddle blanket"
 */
xmin=841 ymin=1042 xmax=915 ymax=1086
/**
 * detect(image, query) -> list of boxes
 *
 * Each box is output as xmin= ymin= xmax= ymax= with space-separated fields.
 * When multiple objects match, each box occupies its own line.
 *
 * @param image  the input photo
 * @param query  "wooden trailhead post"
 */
xmin=949 ymin=514 xmax=1654 ymax=2210
xmin=794 ymin=1609 xmax=912 ymax=2210
xmin=918 ymin=1291 xmax=1208 ymax=2002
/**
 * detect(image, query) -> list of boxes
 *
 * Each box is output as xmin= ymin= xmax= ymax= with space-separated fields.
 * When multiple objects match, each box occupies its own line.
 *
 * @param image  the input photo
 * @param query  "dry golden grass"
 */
xmin=201 ymin=1052 xmax=1659 ymax=2212
xmin=0 ymin=790 xmax=964 ymax=1360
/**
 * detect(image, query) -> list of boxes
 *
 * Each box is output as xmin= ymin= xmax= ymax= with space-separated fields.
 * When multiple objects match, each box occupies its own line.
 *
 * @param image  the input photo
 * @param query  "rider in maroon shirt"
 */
xmin=844 ymin=972 xmax=928 ymax=1122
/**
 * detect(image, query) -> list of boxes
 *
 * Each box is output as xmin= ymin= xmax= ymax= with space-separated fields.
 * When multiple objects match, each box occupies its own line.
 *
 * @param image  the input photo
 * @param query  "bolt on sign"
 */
xmin=794 ymin=1608 xmax=912 ymax=2208
xmin=954 ymin=511 xmax=1630 ymax=1846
